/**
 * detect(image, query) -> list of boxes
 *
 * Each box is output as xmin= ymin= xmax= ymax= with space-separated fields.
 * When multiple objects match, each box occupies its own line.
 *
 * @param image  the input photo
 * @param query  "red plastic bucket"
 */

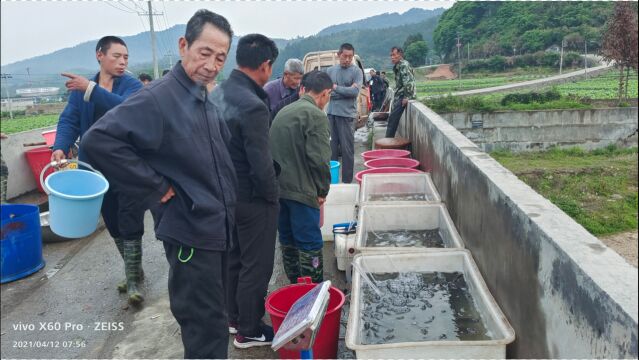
xmin=364 ymin=157 xmax=420 ymax=169
xmin=41 ymin=130 xmax=57 ymax=147
xmin=361 ymin=149 xmax=410 ymax=162
xmin=24 ymin=147 xmax=53 ymax=193
xmin=355 ymin=167 xmax=423 ymax=184
xmin=266 ymin=277 xmax=345 ymax=359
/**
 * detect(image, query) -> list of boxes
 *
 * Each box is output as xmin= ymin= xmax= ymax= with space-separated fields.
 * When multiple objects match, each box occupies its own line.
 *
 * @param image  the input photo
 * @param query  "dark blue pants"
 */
xmin=278 ymin=198 xmax=323 ymax=251
xmin=385 ymin=97 xmax=406 ymax=138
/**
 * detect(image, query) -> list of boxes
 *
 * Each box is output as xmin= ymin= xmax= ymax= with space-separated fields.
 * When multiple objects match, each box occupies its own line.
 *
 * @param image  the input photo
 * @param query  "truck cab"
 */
xmin=302 ymin=50 xmax=371 ymax=128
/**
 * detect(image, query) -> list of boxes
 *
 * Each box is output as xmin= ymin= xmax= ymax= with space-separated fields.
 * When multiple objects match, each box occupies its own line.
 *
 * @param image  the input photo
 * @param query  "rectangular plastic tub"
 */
xmin=359 ymin=173 xmax=441 ymax=205
xmin=320 ymin=184 xmax=359 ymax=241
xmin=356 ymin=203 xmax=464 ymax=252
xmin=346 ymin=251 xmax=515 ymax=359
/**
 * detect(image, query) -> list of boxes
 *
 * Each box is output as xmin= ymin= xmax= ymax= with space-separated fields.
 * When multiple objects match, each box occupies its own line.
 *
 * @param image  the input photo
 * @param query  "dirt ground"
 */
xmin=598 ymin=231 xmax=638 ymax=267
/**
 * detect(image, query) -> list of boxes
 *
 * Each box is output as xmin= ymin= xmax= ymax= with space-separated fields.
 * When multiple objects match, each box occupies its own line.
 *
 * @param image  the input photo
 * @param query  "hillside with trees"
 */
xmin=434 ymin=2 xmax=615 ymax=61
xmin=317 ymin=8 xmax=444 ymax=36
xmin=272 ymin=15 xmax=440 ymax=77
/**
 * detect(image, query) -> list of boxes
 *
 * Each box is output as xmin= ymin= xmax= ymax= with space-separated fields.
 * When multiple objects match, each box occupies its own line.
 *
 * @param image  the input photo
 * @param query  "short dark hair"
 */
xmin=138 ymin=73 xmax=153 ymax=82
xmin=302 ymin=70 xmax=332 ymax=94
xmin=338 ymin=43 xmax=355 ymax=54
xmin=96 ymin=36 xmax=127 ymax=54
xmin=185 ymin=9 xmax=233 ymax=48
xmin=391 ymin=46 xmax=404 ymax=55
xmin=236 ymin=34 xmax=279 ymax=70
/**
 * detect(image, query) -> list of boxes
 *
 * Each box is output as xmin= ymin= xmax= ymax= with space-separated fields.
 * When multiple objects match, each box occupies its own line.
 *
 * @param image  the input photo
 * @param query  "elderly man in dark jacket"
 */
xmin=81 ymin=10 xmax=236 ymax=359
xmin=211 ymin=34 xmax=279 ymax=349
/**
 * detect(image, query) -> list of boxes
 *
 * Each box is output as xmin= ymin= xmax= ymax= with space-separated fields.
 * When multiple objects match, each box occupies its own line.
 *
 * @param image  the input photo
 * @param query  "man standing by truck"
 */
xmin=385 ymin=46 xmax=415 ymax=138
xmin=326 ymin=43 xmax=363 ymax=184
xmin=264 ymin=58 xmax=303 ymax=114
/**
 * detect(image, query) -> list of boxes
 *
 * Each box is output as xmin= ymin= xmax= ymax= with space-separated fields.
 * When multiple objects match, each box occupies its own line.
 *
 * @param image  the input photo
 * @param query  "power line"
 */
xmin=104 ymin=1 xmax=137 ymax=13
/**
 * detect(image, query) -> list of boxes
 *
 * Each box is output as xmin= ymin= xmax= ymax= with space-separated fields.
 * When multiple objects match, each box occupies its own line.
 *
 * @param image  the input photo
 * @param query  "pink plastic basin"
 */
xmin=361 ymin=149 xmax=410 ymax=162
xmin=364 ymin=157 xmax=420 ymax=170
xmin=42 ymin=130 xmax=57 ymax=147
xmin=355 ymin=167 xmax=423 ymax=184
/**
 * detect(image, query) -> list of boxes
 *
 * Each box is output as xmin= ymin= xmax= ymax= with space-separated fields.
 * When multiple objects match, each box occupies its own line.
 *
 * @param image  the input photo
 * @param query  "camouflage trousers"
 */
xmin=281 ymin=245 xmax=323 ymax=284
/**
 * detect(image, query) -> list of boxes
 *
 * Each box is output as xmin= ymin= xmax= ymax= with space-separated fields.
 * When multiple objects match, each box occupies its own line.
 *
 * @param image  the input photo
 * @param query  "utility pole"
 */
xmin=467 ymin=42 xmax=470 ymax=63
xmin=148 ymin=1 xmax=159 ymax=79
xmin=1 ymin=73 xmax=14 ymax=119
xmin=559 ymin=39 xmax=564 ymax=75
xmin=456 ymin=33 xmax=462 ymax=87
xmin=584 ymin=40 xmax=588 ymax=74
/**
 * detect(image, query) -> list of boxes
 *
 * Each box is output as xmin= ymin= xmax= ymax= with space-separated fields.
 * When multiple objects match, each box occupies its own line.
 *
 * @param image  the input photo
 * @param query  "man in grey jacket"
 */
xmin=326 ymin=43 xmax=363 ymax=183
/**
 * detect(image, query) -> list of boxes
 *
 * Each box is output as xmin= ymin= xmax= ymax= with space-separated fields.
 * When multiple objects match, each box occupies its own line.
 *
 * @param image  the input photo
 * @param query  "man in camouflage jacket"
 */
xmin=385 ymin=46 xmax=416 ymax=138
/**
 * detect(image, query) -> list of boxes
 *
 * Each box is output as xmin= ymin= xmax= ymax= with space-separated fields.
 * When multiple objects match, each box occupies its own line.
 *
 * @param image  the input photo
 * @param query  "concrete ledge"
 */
xmin=1 ymin=126 xmax=56 ymax=199
xmin=399 ymin=102 xmax=638 ymax=358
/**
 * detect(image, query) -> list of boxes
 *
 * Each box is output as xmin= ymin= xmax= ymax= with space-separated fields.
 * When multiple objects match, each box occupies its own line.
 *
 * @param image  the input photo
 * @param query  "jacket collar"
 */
xmin=172 ymin=61 xmax=208 ymax=102
xmin=229 ymin=69 xmax=269 ymax=101
xmin=92 ymin=72 xmax=123 ymax=89
xmin=300 ymin=94 xmax=318 ymax=107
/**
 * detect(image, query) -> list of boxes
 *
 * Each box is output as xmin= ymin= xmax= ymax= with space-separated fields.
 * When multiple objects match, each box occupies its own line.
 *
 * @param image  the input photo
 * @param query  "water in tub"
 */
xmin=366 ymin=193 xmax=428 ymax=201
xmin=366 ymin=229 xmax=445 ymax=248
xmin=360 ymin=271 xmax=492 ymax=344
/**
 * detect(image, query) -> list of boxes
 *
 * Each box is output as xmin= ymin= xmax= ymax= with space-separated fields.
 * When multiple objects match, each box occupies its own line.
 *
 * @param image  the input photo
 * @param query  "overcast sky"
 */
xmin=1 ymin=0 xmax=453 ymax=66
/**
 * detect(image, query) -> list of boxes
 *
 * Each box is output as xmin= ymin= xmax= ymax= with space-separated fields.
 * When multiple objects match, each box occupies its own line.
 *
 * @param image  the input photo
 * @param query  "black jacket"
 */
xmin=211 ymin=70 xmax=278 ymax=203
xmin=82 ymin=62 xmax=238 ymax=251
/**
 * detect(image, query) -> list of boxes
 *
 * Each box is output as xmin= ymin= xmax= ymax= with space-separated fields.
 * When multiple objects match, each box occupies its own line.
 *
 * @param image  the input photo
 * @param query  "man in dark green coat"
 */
xmin=270 ymin=70 xmax=333 ymax=283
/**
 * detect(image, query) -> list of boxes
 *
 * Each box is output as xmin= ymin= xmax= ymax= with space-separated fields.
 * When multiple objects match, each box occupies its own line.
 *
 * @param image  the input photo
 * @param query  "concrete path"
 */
xmin=425 ymin=63 xmax=613 ymax=99
xmin=0 ymin=126 xmax=383 ymax=359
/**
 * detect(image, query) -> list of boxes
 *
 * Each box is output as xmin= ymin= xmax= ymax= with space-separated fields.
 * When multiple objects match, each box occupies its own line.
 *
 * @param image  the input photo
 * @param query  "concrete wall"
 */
xmin=398 ymin=102 xmax=638 ymax=358
xmin=1 ymin=126 xmax=56 ymax=199
xmin=441 ymin=107 xmax=639 ymax=152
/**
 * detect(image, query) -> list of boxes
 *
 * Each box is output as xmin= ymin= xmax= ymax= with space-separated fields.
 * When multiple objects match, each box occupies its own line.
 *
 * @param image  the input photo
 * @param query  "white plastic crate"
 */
xmin=346 ymin=251 xmax=515 ymax=359
xmin=356 ymin=203 xmax=464 ymax=252
xmin=320 ymin=184 xmax=359 ymax=241
xmin=360 ymin=173 xmax=441 ymax=205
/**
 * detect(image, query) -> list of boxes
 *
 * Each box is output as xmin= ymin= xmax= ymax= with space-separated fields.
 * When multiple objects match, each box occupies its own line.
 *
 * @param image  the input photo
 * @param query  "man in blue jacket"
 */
xmin=211 ymin=34 xmax=279 ymax=349
xmin=81 ymin=10 xmax=237 ymax=358
xmin=50 ymin=36 xmax=144 ymax=305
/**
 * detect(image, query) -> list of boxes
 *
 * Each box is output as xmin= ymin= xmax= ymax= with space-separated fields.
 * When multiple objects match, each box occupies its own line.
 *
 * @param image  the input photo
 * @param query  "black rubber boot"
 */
xmin=123 ymin=238 xmax=144 ymax=306
xmin=299 ymin=249 xmax=323 ymax=283
xmin=281 ymin=245 xmax=301 ymax=284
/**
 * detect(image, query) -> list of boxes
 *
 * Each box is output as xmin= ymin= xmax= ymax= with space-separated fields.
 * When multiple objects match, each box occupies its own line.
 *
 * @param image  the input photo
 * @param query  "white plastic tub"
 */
xmin=346 ymin=251 xmax=515 ymax=359
xmin=320 ymin=184 xmax=359 ymax=241
xmin=356 ymin=203 xmax=464 ymax=252
xmin=360 ymin=173 xmax=441 ymax=205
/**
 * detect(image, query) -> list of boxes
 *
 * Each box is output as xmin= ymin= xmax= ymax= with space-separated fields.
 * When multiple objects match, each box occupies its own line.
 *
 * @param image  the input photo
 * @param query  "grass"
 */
xmin=421 ymin=92 xmax=592 ymax=113
xmin=0 ymin=114 xmax=59 ymax=134
xmin=491 ymin=145 xmax=638 ymax=236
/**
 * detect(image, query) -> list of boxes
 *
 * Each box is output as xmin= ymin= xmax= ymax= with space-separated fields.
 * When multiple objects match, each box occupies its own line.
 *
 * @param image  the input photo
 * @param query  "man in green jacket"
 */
xmin=270 ymin=70 xmax=333 ymax=283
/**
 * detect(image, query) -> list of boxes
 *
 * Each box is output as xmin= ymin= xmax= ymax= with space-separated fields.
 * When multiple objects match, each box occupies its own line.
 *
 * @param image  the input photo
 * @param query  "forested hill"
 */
xmin=434 ymin=1 xmax=615 ymax=60
xmin=272 ymin=15 xmax=441 ymax=77
xmin=318 ymin=8 xmax=445 ymax=36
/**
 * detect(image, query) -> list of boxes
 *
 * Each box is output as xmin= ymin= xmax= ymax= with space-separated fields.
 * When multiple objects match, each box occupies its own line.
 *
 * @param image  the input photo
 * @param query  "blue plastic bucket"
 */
xmin=330 ymin=161 xmax=340 ymax=184
xmin=1 ymin=204 xmax=45 ymax=283
xmin=41 ymin=160 xmax=109 ymax=238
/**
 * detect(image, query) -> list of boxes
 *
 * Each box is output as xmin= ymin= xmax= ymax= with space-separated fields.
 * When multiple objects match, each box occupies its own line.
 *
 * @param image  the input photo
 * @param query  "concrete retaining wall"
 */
xmin=441 ymin=107 xmax=639 ymax=152
xmin=398 ymin=102 xmax=638 ymax=358
xmin=1 ymin=126 xmax=56 ymax=199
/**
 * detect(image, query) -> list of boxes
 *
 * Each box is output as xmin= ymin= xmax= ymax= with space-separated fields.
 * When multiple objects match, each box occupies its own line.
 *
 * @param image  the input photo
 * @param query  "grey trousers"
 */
xmin=328 ymin=114 xmax=355 ymax=183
